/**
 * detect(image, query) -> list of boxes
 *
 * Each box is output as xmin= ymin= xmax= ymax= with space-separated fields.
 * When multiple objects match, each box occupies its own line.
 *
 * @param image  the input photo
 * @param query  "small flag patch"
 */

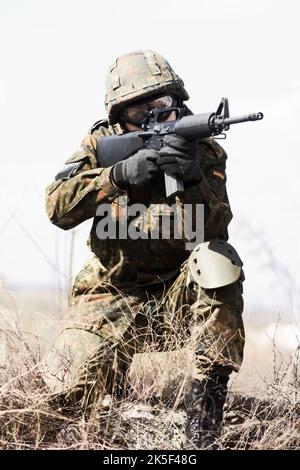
xmin=213 ymin=170 xmax=225 ymax=180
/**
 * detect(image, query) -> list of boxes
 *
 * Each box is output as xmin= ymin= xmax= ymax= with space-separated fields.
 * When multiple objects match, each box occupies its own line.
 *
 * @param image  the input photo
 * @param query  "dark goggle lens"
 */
xmin=120 ymin=95 xmax=175 ymax=124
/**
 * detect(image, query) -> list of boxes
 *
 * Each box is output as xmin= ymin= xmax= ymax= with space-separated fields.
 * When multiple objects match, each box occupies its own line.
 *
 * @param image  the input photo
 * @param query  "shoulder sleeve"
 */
xmin=180 ymin=137 xmax=232 ymax=241
xmin=45 ymin=125 xmax=126 ymax=230
xmin=198 ymin=137 xmax=228 ymax=202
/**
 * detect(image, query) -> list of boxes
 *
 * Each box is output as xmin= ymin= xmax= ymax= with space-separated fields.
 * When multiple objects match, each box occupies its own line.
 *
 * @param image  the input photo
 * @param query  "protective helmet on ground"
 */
xmin=105 ymin=49 xmax=189 ymax=125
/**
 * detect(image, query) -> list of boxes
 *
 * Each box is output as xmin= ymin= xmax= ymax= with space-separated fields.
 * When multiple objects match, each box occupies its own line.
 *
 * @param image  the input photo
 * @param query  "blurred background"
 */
xmin=0 ymin=0 xmax=299 ymax=390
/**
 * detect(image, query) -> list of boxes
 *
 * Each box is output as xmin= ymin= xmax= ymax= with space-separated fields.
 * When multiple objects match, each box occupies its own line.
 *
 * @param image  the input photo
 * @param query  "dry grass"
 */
xmin=1 ymin=287 xmax=300 ymax=450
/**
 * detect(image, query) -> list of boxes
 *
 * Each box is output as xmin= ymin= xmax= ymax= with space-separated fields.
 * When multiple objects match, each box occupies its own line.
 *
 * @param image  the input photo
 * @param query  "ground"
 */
xmin=0 ymin=287 xmax=300 ymax=450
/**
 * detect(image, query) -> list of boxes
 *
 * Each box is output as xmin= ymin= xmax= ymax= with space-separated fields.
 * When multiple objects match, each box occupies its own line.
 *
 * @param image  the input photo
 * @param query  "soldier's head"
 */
xmin=104 ymin=50 xmax=189 ymax=130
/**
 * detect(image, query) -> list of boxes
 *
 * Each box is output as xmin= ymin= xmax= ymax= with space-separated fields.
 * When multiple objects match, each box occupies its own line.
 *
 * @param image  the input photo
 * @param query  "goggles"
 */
xmin=119 ymin=95 xmax=177 ymax=125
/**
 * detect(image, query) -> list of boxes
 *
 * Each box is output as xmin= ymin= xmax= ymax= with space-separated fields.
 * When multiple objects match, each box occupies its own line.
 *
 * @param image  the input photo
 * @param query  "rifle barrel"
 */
xmin=219 ymin=112 xmax=263 ymax=126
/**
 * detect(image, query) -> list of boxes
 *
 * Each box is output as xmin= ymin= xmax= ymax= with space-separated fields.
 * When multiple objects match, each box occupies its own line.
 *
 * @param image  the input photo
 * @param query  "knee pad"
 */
xmin=188 ymin=239 xmax=243 ymax=289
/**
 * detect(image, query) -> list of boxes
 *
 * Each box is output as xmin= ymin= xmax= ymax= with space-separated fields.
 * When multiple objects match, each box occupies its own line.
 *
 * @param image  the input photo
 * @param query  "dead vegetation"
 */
xmin=1 ymin=287 xmax=300 ymax=450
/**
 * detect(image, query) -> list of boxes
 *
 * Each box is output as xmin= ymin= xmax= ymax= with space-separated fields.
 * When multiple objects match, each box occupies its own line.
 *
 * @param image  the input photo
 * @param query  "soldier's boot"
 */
xmin=184 ymin=371 xmax=229 ymax=449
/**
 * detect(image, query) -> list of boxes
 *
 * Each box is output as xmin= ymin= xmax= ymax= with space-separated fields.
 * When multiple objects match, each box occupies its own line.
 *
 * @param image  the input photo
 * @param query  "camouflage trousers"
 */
xmin=42 ymin=258 xmax=245 ymax=410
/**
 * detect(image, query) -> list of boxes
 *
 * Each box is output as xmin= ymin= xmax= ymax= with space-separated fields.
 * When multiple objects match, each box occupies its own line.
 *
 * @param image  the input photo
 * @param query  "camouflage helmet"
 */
xmin=105 ymin=50 xmax=189 ymax=125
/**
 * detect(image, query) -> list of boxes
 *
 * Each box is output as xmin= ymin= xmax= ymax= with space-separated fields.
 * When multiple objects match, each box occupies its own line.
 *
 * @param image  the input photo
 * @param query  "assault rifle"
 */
xmin=96 ymin=98 xmax=263 ymax=198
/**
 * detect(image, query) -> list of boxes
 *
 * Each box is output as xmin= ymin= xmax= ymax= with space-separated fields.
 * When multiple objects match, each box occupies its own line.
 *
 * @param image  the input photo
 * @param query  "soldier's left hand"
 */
xmin=156 ymin=134 xmax=202 ymax=182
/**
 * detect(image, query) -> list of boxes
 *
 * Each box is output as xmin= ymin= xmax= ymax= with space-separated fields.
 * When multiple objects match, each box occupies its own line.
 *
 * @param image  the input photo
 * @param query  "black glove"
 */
xmin=112 ymin=148 xmax=159 ymax=188
xmin=156 ymin=134 xmax=202 ymax=182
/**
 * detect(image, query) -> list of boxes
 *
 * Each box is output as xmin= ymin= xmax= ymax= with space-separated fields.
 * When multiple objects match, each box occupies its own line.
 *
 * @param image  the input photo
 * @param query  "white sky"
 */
xmin=0 ymin=0 xmax=299 ymax=319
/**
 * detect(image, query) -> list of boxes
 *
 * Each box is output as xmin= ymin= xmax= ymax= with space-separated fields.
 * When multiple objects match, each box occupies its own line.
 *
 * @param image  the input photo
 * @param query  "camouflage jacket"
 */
xmin=46 ymin=121 xmax=233 ymax=286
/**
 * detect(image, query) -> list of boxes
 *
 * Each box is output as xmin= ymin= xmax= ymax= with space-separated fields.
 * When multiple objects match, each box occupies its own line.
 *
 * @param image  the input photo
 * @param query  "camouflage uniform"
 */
xmin=44 ymin=50 xmax=245 ymax=446
xmin=45 ymin=124 xmax=243 ymax=386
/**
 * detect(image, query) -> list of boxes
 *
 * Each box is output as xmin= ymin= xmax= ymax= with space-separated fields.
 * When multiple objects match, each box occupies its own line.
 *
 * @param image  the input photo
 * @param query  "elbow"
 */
xmin=46 ymin=196 xmax=77 ymax=231
xmin=49 ymin=215 xmax=77 ymax=231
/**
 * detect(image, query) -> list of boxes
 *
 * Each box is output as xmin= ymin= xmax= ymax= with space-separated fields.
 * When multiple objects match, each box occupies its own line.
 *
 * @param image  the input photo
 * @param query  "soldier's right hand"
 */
xmin=111 ymin=149 xmax=159 ymax=188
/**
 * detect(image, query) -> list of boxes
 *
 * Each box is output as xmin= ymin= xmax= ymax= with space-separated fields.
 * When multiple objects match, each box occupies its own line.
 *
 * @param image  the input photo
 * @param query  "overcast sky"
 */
xmin=0 ymin=0 xmax=299 ymax=320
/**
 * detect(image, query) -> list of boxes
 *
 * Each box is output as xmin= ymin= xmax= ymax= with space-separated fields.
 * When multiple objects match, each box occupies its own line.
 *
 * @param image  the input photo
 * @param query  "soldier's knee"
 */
xmin=40 ymin=328 xmax=106 ymax=396
xmin=187 ymin=239 xmax=244 ymax=305
xmin=202 ymin=278 xmax=244 ymax=306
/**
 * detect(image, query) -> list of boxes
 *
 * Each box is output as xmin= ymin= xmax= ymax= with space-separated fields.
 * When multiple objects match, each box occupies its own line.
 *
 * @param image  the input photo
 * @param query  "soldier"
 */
xmin=44 ymin=50 xmax=245 ymax=449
